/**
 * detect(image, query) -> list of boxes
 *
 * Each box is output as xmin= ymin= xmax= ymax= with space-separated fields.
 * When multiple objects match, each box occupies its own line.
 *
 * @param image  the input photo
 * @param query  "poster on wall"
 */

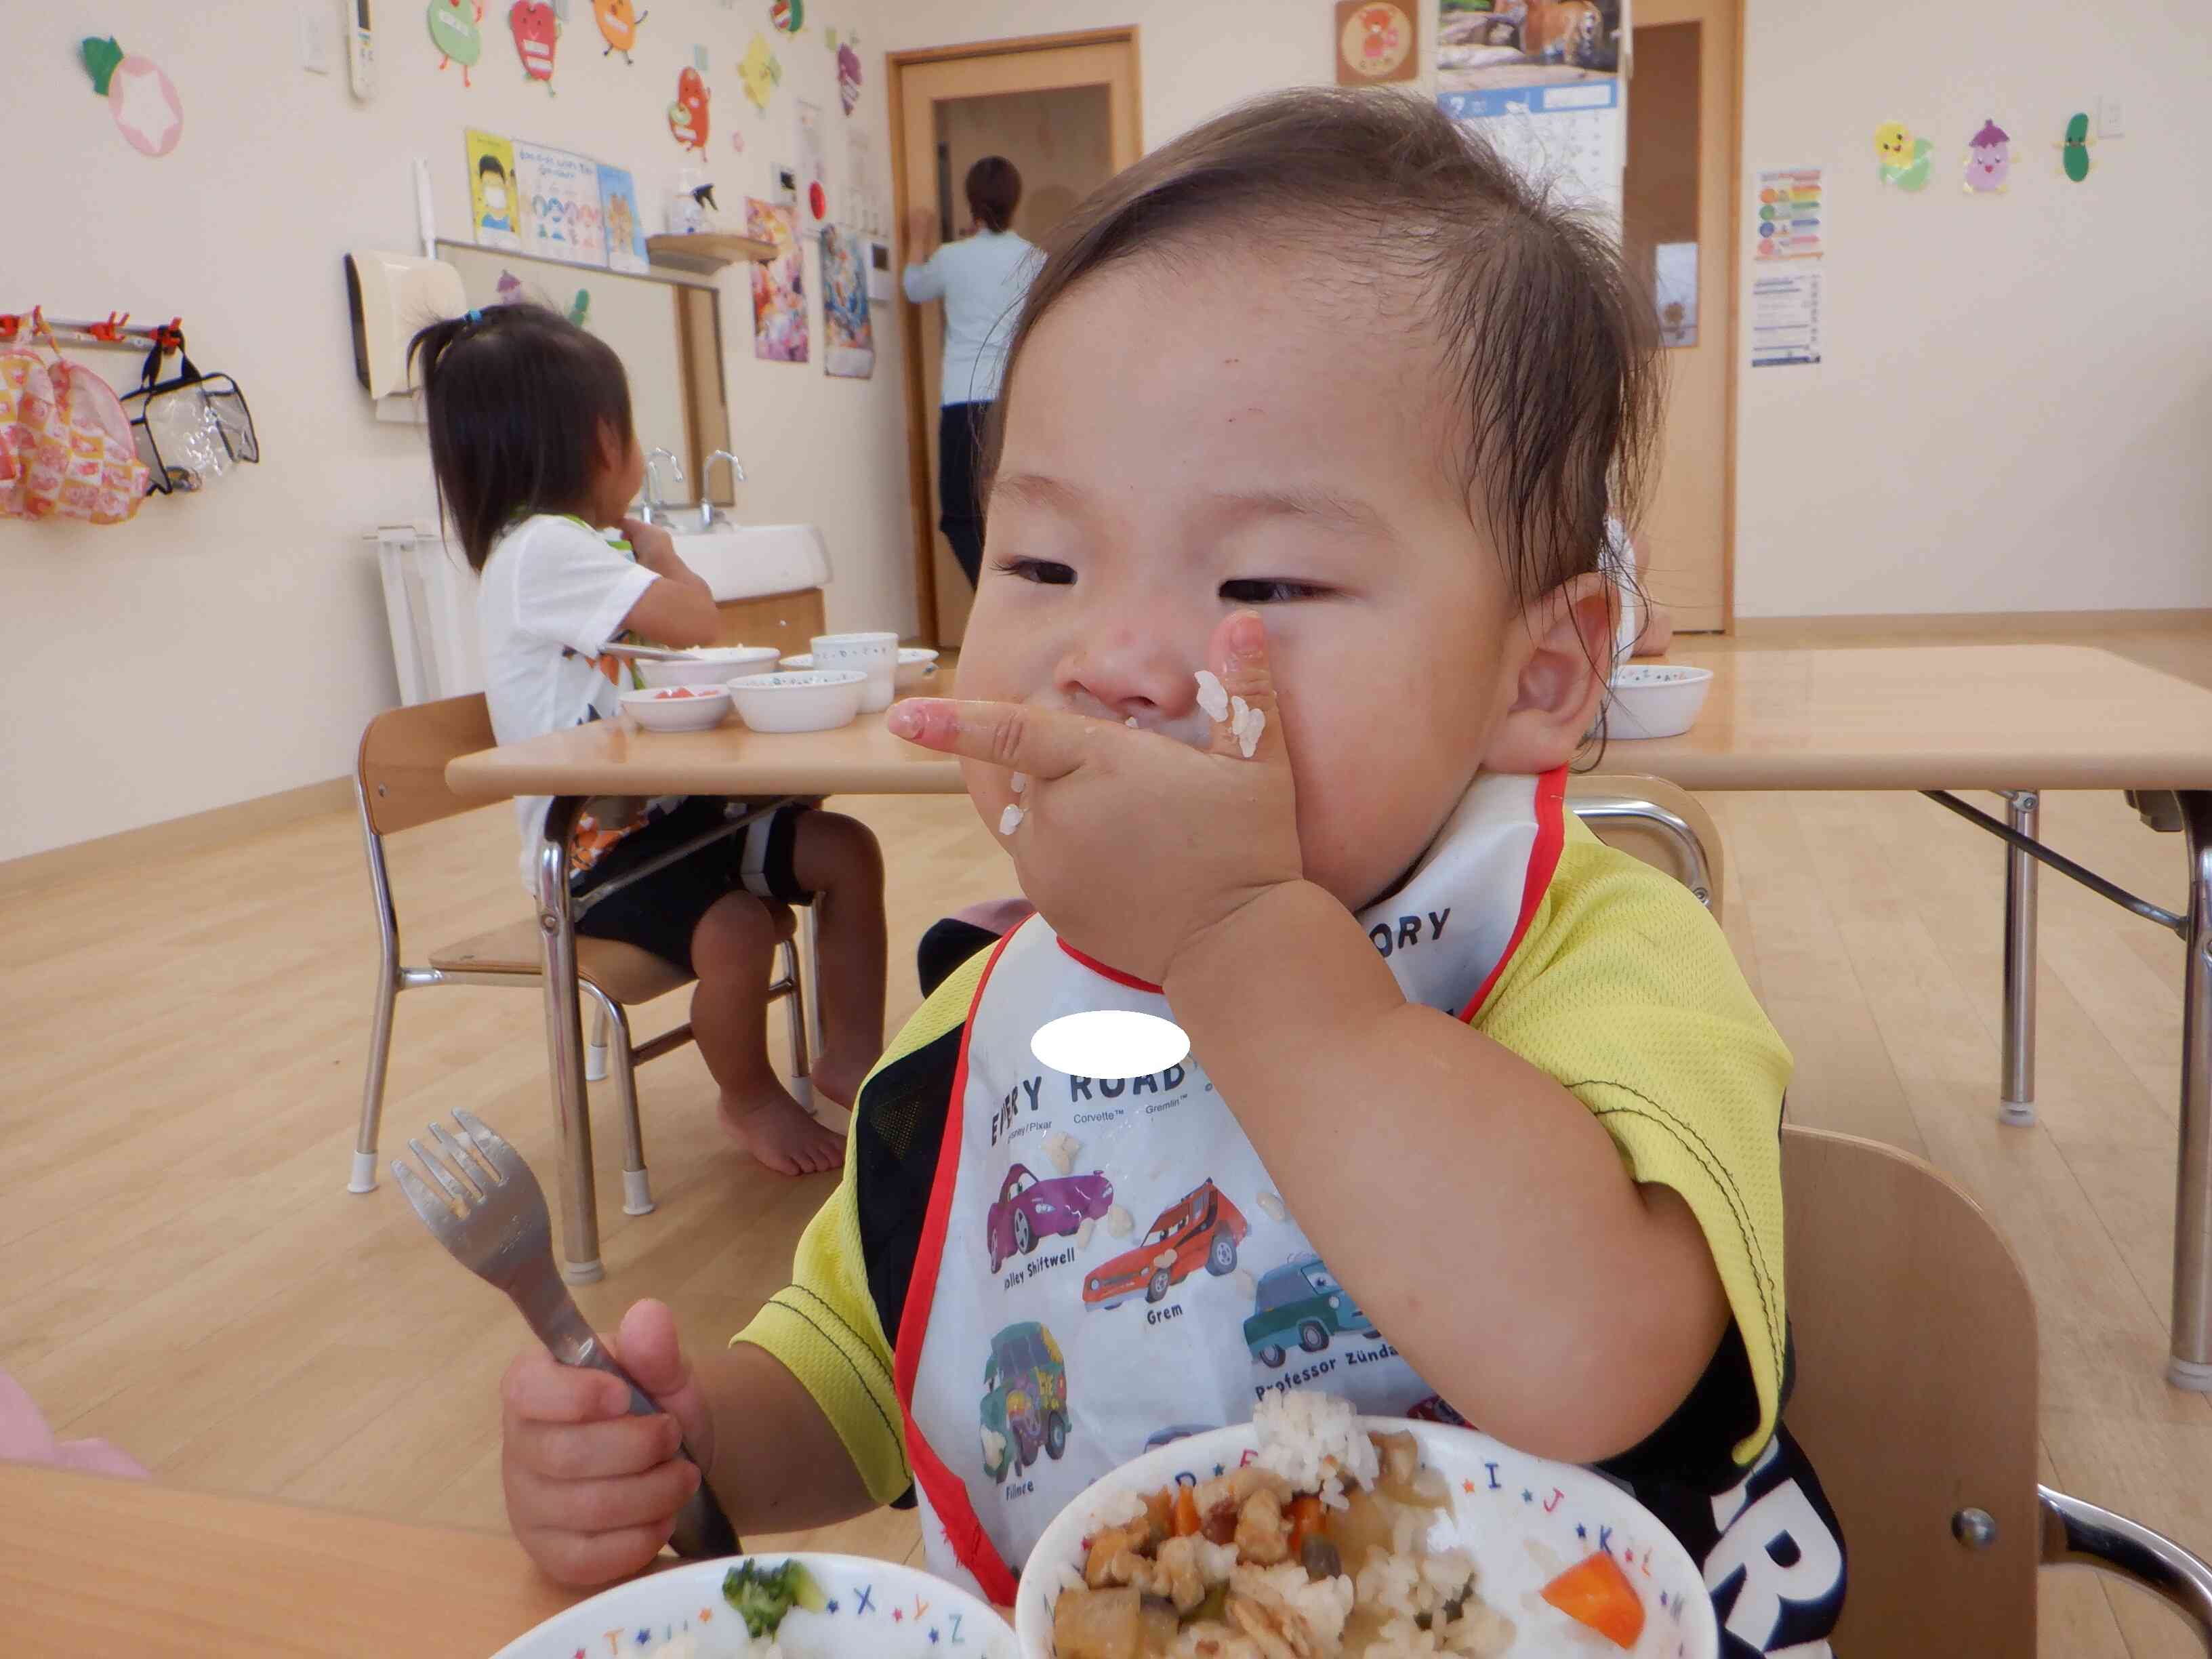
xmin=1334 ymin=1 xmax=1417 ymax=85
xmin=598 ymin=164 xmax=649 ymax=273
xmin=820 ymin=224 xmax=874 ymax=378
xmin=514 ymin=140 xmax=607 ymax=267
xmin=747 ymin=198 xmax=808 ymax=363
xmin=1750 ymin=270 xmax=1822 ymax=369
xmin=1435 ymin=0 xmax=1626 ymax=223
xmin=467 ymin=129 xmax=523 ymax=250
xmin=1753 ymin=165 xmax=1824 ymax=261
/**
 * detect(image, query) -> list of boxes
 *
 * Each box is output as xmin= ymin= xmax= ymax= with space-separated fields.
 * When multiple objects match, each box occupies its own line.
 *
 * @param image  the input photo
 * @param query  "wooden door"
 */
xmin=890 ymin=30 xmax=1143 ymax=646
xmin=1622 ymin=0 xmax=1738 ymax=632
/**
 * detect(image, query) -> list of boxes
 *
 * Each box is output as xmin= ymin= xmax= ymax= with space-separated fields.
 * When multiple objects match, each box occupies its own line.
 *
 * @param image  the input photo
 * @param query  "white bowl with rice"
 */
xmin=1017 ymin=1393 xmax=1717 ymax=1658
xmin=635 ymin=646 xmax=785 ymax=689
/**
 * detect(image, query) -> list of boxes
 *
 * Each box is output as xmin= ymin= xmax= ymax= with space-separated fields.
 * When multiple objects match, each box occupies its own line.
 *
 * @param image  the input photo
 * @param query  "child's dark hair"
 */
xmin=983 ymin=88 xmax=1660 ymax=609
xmin=409 ymin=303 xmax=633 ymax=571
xmin=478 ymin=153 xmax=508 ymax=180
xmin=965 ymin=156 xmax=1023 ymax=234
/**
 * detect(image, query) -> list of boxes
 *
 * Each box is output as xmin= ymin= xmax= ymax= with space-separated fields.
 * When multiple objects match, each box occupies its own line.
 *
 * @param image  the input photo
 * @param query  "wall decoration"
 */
xmin=105 ymin=53 xmax=184 ymax=157
xmin=796 ymin=99 xmax=830 ymax=224
xmin=1435 ymin=0 xmax=1622 ymax=221
xmin=740 ymin=33 xmax=781 ymax=112
xmin=747 ymin=198 xmax=806 ymax=363
xmin=770 ymin=0 xmax=804 ymax=33
xmin=515 ymin=140 xmax=607 ymax=264
xmin=1963 ymin=119 xmax=2011 ymax=193
xmin=836 ymin=37 xmax=862 ymax=115
xmin=598 ymin=163 xmax=649 ymax=272
xmin=1753 ymin=165 xmax=1824 ymax=261
xmin=567 ymin=288 xmax=592 ymax=328
xmin=1335 ymin=1 xmax=1416 ymax=85
xmin=497 ymin=269 xmax=526 ymax=302
xmin=509 ymin=0 xmax=559 ymax=91
xmin=79 ymin=36 xmax=125 ymax=94
xmin=428 ymin=0 xmax=485 ymax=83
xmin=468 ymin=129 xmax=524 ymax=249
xmin=820 ymin=224 xmax=874 ymax=379
xmin=592 ymin=0 xmax=644 ymax=62
xmin=669 ymin=66 xmax=710 ymax=150
xmin=2056 ymin=112 xmax=2094 ymax=183
xmin=1872 ymin=121 xmax=1933 ymax=192
xmin=731 ymin=129 xmax=747 ymax=153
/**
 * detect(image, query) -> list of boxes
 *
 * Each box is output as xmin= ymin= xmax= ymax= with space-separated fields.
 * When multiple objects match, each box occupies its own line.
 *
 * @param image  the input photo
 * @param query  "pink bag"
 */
xmin=0 ymin=348 xmax=68 ymax=520
xmin=0 ymin=323 xmax=149 ymax=523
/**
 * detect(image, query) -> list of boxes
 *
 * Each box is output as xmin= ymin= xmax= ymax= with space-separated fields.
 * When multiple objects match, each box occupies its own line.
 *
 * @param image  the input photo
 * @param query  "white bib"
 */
xmin=895 ymin=770 xmax=1567 ymax=1603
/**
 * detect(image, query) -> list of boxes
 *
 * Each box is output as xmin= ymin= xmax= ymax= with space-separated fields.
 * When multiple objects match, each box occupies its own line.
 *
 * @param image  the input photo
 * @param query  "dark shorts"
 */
xmin=937 ymin=400 xmax=992 ymax=590
xmin=573 ymin=798 xmax=811 ymax=976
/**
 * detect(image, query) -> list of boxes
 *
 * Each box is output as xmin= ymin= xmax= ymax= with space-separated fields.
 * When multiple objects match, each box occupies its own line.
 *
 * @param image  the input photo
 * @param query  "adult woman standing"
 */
xmin=903 ymin=156 xmax=1040 ymax=590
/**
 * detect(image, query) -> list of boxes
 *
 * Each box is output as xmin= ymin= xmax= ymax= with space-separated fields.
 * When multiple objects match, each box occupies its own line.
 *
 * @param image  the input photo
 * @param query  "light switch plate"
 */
xmin=300 ymin=5 xmax=335 ymax=72
xmin=2098 ymin=95 xmax=2124 ymax=138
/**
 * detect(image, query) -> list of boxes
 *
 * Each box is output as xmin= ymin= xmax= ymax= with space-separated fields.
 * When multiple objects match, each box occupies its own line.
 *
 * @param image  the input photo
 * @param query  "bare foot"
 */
xmin=808 ymin=1051 xmax=878 ymax=1111
xmin=718 ymin=1089 xmax=844 ymax=1176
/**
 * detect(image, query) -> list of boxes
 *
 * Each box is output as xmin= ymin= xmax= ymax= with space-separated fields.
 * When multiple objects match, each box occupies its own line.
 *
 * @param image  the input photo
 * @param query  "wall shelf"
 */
xmin=646 ymin=233 xmax=778 ymax=275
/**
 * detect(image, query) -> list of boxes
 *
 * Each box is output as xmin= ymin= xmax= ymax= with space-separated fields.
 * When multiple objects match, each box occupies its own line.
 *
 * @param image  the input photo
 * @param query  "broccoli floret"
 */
xmin=721 ymin=1558 xmax=828 ymax=1638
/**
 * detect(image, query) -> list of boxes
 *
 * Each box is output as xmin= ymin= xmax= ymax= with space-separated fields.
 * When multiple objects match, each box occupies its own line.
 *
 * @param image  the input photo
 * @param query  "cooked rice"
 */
xmin=1252 ymin=1391 xmax=1380 ymax=1493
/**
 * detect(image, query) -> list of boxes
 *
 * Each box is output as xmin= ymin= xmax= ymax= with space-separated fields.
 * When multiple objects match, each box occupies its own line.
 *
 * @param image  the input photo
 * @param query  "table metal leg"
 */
xmin=804 ymin=903 xmax=825 ymax=1084
xmin=2168 ymin=791 xmax=2212 ymax=1390
xmin=535 ymin=796 xmax=602 ymax=1285
xmin=2001 ymin=790 xmax=2041 ymax=1126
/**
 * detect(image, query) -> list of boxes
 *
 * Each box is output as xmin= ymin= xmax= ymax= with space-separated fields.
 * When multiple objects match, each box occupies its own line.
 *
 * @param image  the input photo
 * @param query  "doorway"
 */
xmin=1621 ymin=0 xmax=1740 ymax=632
xmin=890 ymin=29 xmax=1143 ymax=646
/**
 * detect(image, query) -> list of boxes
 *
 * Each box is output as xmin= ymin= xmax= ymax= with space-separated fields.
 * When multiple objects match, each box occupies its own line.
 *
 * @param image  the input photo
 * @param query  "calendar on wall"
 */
xmin=1439 ymin=82 xmax=1624 ymax=223
xmin=1434 ymin=0 xmax=1629 ymax=231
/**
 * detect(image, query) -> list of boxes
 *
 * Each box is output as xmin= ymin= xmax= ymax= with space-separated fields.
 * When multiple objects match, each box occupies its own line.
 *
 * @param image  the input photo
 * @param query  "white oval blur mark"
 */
xmin=1030 ymin=1010 xmax=1191 ymax=1080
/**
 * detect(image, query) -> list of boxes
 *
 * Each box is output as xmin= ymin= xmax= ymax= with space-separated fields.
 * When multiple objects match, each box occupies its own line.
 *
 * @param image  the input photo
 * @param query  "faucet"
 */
xmin=698 ymin=451 xmax=745 ymax=531
xmin=639 ymin=448 xmax=684 ymax=525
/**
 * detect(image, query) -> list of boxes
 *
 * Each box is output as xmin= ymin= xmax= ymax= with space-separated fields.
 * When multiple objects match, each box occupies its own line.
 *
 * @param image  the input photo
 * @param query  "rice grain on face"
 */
xmin=999 ymin=804 xmax=1025 ymax=836
xmin=1194 ymin=670 xmax=1231 ymax=723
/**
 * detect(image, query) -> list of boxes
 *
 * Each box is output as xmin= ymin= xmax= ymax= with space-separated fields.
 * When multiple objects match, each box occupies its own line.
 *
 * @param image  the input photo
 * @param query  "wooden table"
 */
xmin=1 ymin=1463 xmax=576 ymax=1656
xmin=448 ymin=643 xmax=2212 ymax=1387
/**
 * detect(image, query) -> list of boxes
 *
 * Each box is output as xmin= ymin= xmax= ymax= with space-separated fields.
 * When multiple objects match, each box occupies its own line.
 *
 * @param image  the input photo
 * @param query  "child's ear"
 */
xmin=1483 ymin=572 xmax=1613 ymax=775
xmin=595 ymin=419 xmax=630 ymax=476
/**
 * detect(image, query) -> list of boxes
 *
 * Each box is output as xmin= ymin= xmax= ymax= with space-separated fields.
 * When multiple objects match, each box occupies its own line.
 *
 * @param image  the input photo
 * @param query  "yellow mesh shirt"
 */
xmin=737 ymin=815 xmax=1792 ymax=1491
xmin=1474 ymin=817 xmax=1792 ymax=1462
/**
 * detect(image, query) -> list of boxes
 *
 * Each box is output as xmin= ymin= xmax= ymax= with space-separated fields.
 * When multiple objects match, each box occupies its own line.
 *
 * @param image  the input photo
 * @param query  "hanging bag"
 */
xmin=0 ymin=347 xmax=68 ymax=520
xmin=122 ymin=342 xmax=258 ymax=495
xmin=14 ymin=316 xmax=150 ymax=523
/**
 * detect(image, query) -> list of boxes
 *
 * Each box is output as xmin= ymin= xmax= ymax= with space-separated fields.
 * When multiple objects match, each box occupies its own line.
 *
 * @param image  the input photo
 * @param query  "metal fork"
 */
xmin=393 ymin=1109 xmax=739 ymax=1559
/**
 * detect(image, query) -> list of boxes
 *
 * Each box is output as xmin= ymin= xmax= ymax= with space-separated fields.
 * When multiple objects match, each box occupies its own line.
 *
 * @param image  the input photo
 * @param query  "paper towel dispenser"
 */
xmin=344 ymin=250 xmax=466 ymax=404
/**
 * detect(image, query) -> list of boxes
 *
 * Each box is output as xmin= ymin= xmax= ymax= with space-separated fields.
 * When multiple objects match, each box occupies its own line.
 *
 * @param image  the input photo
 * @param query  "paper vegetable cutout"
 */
xmin=771 ymin=0 xmax=803 ymax=32
xmin=510 ymin=0 xmax=558 ymax=90
xmin=836 ymin=39 xmax=861 ymax=115
xmin=79 ymin=36 xmax=125 ymax=95
xmin=1964 ymin=119 xmax=2011 ymax=193
xmin=1873 ymin=121 xmax=1933 ymax=192
xmin=568 ymin=289 xmax=592 ymax=328
xmin=739 ymin=33 xmax=781 ymax=112
xmin=497 ymin=270 xmax=525 ymax=302
xmin=428 ymin=0 xmax=485 ymax=83
xmin=2057 ymin=112 xmax=2094 ymax=182
xmin=593 ymin=0 xmax=644 ymax=61
xmin=108 ymin=54 xmax=183 ymax=157
xmin=669 ymin=66 xmax=710 ymax=150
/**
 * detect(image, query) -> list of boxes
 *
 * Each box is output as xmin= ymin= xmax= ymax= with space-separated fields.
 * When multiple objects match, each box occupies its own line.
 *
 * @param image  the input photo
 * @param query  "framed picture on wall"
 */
xmin=1336 ymin=1 xmax=1418 ymax=85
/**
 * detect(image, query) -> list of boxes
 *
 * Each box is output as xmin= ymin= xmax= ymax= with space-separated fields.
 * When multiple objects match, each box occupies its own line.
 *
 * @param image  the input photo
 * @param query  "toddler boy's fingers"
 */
xmin=518 ymin=1519 xmax=675 ymax=1589
xmin=511 ymin=1458 xmax=700 ymax=1536
xmin=886 ymin=698 xmax=1093 ymax=780
xmin=1204 ymin=611 xmax=1280 ymax=762
xmin=509 ymin=1411 xmax=681 ymax=1483
xmin=501 ymin=1345 xmax=630 ymax=1424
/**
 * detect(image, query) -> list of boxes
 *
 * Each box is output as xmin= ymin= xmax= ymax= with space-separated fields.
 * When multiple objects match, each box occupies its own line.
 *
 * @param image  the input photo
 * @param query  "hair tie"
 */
xmin=465 ymin=308 xmax=483 ymax=324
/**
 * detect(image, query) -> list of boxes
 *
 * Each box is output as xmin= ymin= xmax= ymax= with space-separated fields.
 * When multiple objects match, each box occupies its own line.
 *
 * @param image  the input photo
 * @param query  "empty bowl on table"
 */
xmin=1607 ymin=663 xmax=1715 ymax=739
xmin=488 ymin=1551 xmax=1015 ymax=1659
xmin=619 ymin=684 xmax=733 ymax=732
xmin=783 ymin=647 xmax=940 ymax=690
xmin=636 ymin=646 xmax=783 ymax=689
xmin=726 ymin=669 xmax=868 ymax=733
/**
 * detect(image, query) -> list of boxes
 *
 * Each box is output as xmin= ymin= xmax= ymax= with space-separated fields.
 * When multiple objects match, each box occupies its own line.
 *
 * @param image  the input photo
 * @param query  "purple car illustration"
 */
xmin=986 ymin=1163 xmax=1114 ymax=1273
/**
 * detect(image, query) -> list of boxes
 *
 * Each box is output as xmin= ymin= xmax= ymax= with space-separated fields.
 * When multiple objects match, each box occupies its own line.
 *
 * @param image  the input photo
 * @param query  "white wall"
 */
xmin=1734 ymin=0 xmax=2212 ymax=616
xmin=1 ymin=0 xmax=912 ymax=861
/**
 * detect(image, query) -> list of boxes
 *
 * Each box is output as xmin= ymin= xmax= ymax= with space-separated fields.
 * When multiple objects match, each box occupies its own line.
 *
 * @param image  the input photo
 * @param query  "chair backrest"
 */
xmin=1780 ymin=1125 xmax=2041 ymax=1656
xmin=1565 ymin=773 xmax=1725 ymax=923
xmin=357 ymin=693 xmax=499 ymax=838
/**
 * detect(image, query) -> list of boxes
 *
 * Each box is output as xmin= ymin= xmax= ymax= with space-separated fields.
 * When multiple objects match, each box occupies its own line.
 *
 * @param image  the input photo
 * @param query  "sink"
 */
xmin=670 ymin=523 xmax=832 ymax=601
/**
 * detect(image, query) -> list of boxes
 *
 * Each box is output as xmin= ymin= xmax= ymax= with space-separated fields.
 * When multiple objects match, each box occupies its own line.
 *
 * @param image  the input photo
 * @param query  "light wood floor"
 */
xmin=3 ymin=617 xmax=2207 ymax=1655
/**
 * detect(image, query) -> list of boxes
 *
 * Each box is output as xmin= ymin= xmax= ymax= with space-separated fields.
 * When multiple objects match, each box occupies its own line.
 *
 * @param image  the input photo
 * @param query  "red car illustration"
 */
xmin=986 ymin=1164 xmax=1115 ymax=1273
xmin=1082 ymin=1179 xmax=1248 ymax=1310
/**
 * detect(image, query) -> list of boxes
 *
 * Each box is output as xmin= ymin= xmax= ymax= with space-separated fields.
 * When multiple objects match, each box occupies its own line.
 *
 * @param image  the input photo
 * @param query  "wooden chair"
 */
xmin=1567 ymin=772 xmax=1724 ymax=922
xmin=1782 ymin=1126 xmax=2212 ymax=1654
xmin=347 ymin=693 xmax=809 ymax=1220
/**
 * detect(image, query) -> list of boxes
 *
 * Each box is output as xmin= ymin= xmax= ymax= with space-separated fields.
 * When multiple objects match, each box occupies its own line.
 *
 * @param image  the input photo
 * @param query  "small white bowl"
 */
xmin=784 ymin=647 xmax=941 ymax=689
xmin=636 ymin=646 xmax=783 ymax=689
xmin=726 ymin=669 xmax=868 ymax=733
xmin=1608 ymin=663 xmax=1714 ymax=739
xmin=618 ymin=684 xmax=733 ymax=732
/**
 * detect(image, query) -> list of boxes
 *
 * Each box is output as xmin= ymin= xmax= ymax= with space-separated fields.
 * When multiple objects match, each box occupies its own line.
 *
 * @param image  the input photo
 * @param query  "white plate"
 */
xmin=783 ymin=647 xmax=941 ymax=689
xmin=619 ymin=685 xmax=734 ymax=732
xmin=1607 ymin=664 xmax=1714 ymax=740
xmin=489 ymin=1553 xmax=1016 ymax=1658
xmin=1017 ymin=1418 xmax=1718 ymax=1659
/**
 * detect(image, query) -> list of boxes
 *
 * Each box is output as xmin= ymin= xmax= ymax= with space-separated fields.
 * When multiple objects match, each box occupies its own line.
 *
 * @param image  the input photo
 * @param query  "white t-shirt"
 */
xmin=477 ymin=514 xmax=674 ymax=893
xmin=901 ymin=229 xmax=1040 ymax=406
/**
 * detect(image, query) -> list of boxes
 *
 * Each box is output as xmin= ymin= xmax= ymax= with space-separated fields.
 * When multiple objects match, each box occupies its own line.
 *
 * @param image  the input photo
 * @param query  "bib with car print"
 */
xmin=895 ymin=771 xmax=1565 ymax=1603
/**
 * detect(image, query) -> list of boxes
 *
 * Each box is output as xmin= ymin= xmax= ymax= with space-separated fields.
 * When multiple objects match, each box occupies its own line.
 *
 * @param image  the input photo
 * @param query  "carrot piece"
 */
xmin=1287 ymin=1494 xmax=1325 ymax=1553
xmin=1172 ymin=1485 xmax=1201 ymax=1538
xmin=1540 ymin=1551 xmax=1645 ymax=1649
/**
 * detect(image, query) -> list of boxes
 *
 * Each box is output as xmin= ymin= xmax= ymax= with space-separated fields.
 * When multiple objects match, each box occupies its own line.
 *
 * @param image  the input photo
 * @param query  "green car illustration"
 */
xmin=980 ymin=1321 xmax=1069 ymax=1481
xmin=1243 ymin=1254 xmax=1382 ymax=1369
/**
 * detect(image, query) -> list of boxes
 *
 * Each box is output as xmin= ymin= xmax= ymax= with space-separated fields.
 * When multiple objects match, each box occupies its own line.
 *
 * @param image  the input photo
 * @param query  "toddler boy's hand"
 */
xmin=500 ymin=1298 xmax=714 ymax=1587
xmin=886 ymin=611 xmax=1303 ymax=986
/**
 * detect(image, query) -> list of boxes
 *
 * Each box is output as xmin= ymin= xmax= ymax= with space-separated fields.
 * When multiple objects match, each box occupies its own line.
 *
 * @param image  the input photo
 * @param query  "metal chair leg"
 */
xmin=581 ymin=982 xmax=653 ymax=1218
xmin=352 ymin=806 xmax=401 ymax=1195
xmin=586 ymin=998 xmax=611 ymax=1084
xmin=535 ymin=796 xmax=602 ymax=1285
xmin=802 ymin=903 xmax=825 ymax=1073
xmin=2169 ymin=790 xmax=2212 ymax=1390
xmin=2041 ymin=1486 xmax=2212 ymax=1650
xmin=2000 ymin=790 xmax=2041 ymax=1127
xmin=779 ymin=938 xmax=813 ymax=1111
